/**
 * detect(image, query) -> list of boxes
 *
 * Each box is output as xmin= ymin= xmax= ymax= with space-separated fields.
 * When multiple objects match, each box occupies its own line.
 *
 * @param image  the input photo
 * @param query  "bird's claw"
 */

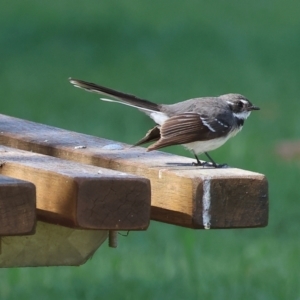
xmin=192 ymin=161 xmax=228 ymax=168
xmin=214 ymin=163 xmax=229 ymax=169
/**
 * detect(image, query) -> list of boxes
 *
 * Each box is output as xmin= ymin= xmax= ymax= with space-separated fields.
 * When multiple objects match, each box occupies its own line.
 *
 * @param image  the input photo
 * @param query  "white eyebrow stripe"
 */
xmin=240 ymin=100 xmax=248 ymax=105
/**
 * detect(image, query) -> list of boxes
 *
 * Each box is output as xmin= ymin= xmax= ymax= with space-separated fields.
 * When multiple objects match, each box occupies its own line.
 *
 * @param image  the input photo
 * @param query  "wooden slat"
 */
xmin=0 ymin=114 xmax=268 ymax=229
xmin=0 ymin=221 xmax=107 ymax=267
xmin=0 ymin=145 xmax=151 ymax=230
xmin=0 ymin=175 xmax=36 ymax=236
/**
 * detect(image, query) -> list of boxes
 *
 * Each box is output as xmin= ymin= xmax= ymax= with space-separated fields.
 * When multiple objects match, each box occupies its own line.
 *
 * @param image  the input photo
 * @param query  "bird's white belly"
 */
xmin=184 ymin=128 xmax=241 ymax=154
xmin=184 ymin=138 xmax=228 ymax=154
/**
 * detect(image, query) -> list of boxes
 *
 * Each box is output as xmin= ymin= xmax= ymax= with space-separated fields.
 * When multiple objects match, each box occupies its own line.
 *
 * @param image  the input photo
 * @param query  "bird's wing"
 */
xmin=133 ymin=126 xmax=161 ymax=147
xmin=147 ymin=113 xmax=232 ymax=151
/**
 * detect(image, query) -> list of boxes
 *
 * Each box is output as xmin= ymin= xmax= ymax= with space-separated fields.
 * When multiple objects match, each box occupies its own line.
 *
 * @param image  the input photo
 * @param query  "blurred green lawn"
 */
xmin=1 ymin=1 xmax=300 ymax=299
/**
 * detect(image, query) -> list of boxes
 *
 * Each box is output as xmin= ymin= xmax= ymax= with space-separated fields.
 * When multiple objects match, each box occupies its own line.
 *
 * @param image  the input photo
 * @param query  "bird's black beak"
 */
xmin=249 ymin=105 xmax=260 ymax=111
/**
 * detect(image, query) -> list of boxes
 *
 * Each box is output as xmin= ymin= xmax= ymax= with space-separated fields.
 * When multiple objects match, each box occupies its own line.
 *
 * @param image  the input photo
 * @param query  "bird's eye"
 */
xmin=238 ymin=101 xmax=244 ymax=108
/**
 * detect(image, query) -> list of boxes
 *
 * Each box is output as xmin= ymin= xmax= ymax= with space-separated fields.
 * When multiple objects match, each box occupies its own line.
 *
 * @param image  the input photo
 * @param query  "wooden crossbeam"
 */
xmin=0 ymin=145 xmax=151 ymax=230
xmin=0 ymin=114 xmax=268 ymax=229
xmin=0 ymin=175 xmax=36 ymax=236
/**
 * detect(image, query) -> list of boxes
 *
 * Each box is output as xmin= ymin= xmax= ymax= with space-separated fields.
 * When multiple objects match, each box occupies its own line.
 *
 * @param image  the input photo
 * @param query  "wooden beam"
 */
xmin=0 ymin=145 xmax=151 ymax=230
xmin=0 ymin=221 xmax=107 ymax=267
xmin=0 ymin=114 xmax=268 ymax=229
xmin=0 ymin=175 xmax=36 ymax=236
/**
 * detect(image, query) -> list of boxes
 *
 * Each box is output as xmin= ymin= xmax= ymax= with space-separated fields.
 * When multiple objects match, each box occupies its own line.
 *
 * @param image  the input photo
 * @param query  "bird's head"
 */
xmin=220 ymin=94 xmax=260 ymax=120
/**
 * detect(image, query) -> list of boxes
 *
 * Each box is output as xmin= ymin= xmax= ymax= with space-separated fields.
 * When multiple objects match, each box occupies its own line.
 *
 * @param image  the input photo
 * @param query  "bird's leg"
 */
xmin=192 ymin=151 xmax=212 ymax=167
xmin=204 ymin=152 xmax=217 ymax=167
xmin=204 ymin=152 xmax=228 ymax=168
xmin=192 ymin=151 xmax=203 ymax=166
xmin=192 ymin=151 xmax=228 ymax=168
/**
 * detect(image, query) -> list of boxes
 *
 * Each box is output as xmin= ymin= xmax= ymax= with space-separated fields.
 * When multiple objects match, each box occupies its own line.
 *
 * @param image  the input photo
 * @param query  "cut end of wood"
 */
xmin=76 ymin=177 xmax=151 ymax=230
xmin=0 ymin=175 xmax=36 ymax=236
xmin=193 ymin=172 xmax=268 ymax=229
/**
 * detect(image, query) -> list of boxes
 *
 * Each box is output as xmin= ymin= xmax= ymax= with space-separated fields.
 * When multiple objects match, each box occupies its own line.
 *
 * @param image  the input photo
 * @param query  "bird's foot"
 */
xmin=192 ymin=161 xmax=228 ymax=168
xmin=213 ymin=163 xmax=228 ymax=168
xmin=192 ymin=152 xmax=229 ymax=168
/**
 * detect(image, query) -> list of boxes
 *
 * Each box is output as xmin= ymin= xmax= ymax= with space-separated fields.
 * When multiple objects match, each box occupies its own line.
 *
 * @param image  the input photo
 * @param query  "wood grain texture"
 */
xmin=0 ymin=145 xmax=151 ymax=230
xmin=0 ymin=175 xmax=36 ymax=236
xmin=0 ymin=114 xmax=269 ymax=228
xmin=0 ymin=221 xmax=107 ymax=267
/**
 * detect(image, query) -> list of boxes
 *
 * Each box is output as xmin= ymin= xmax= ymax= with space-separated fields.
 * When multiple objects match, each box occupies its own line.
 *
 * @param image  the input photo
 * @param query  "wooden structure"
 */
xmin=0 ymin=114 xmax=268 ymax=267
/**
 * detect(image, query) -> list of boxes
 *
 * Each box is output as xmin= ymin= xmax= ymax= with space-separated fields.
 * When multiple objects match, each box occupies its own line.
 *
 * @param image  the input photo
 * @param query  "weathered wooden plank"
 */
xmin=0 ymin=114 xmax=268 ymax=229
xmin=0 ymin=221 xmax=107 ymax=267
xmin=0 ymin=145 xmax=151 ymax=230
xmin=0 ymin=175 xmax=36 ymax=236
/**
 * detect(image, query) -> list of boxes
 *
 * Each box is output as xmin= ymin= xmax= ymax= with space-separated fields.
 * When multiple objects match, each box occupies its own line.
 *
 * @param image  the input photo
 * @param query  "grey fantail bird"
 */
xmin=69 ymin=78 xmax=260 ymax=167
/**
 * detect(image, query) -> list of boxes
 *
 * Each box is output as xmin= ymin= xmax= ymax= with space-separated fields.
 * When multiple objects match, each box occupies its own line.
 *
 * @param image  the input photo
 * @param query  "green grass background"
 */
xmin=1 ymin=1 xmax=300 ymax=299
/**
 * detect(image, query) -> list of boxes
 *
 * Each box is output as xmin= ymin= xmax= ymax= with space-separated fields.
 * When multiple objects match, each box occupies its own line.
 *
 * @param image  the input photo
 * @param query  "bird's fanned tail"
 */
xmin=69 ymin=78 xmax=160 ymax=113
